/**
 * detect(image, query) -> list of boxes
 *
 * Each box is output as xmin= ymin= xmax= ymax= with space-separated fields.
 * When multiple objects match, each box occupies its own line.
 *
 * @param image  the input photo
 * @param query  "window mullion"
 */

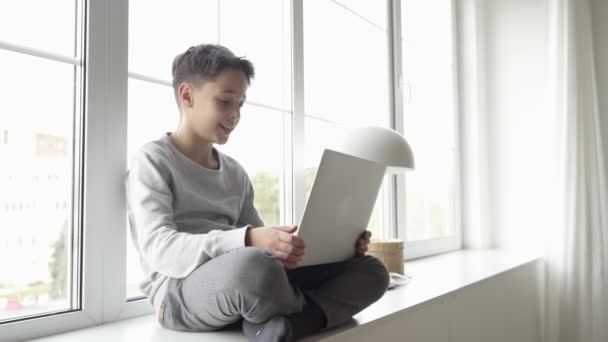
xmin=450 ymin=0 xmax=463 ymax=251
xmin=0 ymin=40 xmax=80 ymax=65
xmin=291 ymin=0 xmax=306 ymax=224
xmin=83 ymin=0 xmax=129 ymax=323
xmin=101 ymin=0 xmax=129 ymax=322
xmin=388 ymin=0 xmax=407 ymax=241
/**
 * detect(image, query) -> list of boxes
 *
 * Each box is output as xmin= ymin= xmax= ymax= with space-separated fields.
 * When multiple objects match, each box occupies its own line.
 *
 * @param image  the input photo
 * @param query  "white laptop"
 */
xmin=295 ymin=149 xmax=386 ymax=267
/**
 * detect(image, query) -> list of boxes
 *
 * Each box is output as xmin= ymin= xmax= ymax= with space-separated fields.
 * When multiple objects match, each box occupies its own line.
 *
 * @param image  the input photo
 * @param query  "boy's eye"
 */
xmin=217 ymin=97 xmax=244 ymax=107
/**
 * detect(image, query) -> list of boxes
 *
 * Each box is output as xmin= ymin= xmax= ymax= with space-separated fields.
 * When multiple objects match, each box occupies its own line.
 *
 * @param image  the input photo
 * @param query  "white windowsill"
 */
xmin=30 ymin=249 xmax=541 ymax=342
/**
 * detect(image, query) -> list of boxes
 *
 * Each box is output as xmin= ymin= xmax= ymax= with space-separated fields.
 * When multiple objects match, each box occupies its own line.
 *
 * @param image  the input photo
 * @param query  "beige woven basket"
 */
xmin=366 ymin=239 xmax=404 ymax=275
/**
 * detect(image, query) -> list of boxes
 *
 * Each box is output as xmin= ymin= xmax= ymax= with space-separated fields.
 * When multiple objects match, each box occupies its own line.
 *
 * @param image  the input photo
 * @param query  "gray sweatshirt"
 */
xmin=125 ymin=133 xmax=265 ymax=309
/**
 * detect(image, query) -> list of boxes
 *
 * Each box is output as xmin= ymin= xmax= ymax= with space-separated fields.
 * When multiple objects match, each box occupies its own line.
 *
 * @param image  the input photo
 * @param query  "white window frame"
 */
xmin=291 ymin=0 xmax=307 ymax=223
xmin=0 ymin=1 xmax=463 ymax=339
xmin=0 ymin=0 xmax=130 ymax=340
xmin=389 ymin=0 xmax=463 ymax=259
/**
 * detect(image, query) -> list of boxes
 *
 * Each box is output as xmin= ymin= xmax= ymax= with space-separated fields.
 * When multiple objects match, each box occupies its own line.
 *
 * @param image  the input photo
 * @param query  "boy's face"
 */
xmin=179 ymin=68 xmax=248 ymax=145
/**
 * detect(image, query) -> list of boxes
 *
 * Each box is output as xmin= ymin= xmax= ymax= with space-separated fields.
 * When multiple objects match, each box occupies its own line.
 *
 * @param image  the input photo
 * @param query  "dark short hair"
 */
xmin=171 ymin=44 xmax=255 ymax=107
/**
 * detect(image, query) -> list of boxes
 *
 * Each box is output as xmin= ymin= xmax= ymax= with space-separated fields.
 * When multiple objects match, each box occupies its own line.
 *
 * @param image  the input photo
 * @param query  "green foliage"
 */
xmin=48 ymin=220 xmax=68 ymax=299
xmin=252 ymin=171 xmax=280 ymax=225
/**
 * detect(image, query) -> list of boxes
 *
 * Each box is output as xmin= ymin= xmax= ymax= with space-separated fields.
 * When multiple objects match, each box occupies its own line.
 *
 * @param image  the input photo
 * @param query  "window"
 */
xmin=303 ymin=0 xmax=391 ymax=239
xmin=0 ymin=0 xmax=82 ymax=325
xmin=399 ymin=0 xmax=461 ymax=257
xmin=0 ymin=1 xmax=76 ymax=57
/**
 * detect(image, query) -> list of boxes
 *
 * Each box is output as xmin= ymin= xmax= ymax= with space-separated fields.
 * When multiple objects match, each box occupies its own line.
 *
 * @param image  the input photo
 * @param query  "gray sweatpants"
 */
xmin=157 ymin=247 xmax=389 ymax=332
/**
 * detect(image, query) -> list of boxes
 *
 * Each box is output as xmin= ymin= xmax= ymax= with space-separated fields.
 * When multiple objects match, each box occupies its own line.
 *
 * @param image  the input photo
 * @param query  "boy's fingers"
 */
xmin=277 ymin=241 xmax=305 ymax=257
xmin=279 ymin=231 xmax=306 ymax=248
xmin=274 ymin=249 xmax=296 ymax=261
xmin=274 ymin=249 xmax=303 ymax=263
xmin=279 ymin=257 xmax=299 ymax=269
xmin=357 ymin=242 xmax=368 ymax=250
xmin=357 ymin=238 xmax=370 ymax=246
xmin=286 ymin=254 xmax=303 ymax=262
xmin=356 ymin=233 xmax=371 ymax=245
xmin=274 ymin=225 xmax=298 ymax=233
xmin=272 ymin=226 xmax=305 ymax=246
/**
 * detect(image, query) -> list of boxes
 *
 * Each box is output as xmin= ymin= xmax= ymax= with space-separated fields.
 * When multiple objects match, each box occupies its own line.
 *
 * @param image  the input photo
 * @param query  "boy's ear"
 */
xmin=178 ymin=82 xmax=194 ymax=108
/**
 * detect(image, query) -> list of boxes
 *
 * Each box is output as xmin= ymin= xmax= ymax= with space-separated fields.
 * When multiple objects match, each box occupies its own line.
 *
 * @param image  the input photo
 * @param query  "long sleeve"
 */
xmin=126 ymin=151 xmax=249 ymax=279
xmin=237 ymin=178 xmax=265 ymax=228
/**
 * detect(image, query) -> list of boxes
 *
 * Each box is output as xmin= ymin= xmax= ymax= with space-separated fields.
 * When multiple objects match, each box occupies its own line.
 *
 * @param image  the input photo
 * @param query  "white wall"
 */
xmin=483 ymin=0 xmax=554 ymax=250
xmin=591 ymin=0 xmax=608 ymax=169
xmin=458 ymin=0 xmax=555 ymax=251
xmin=321 ymin=261 xmax=541 ymax=342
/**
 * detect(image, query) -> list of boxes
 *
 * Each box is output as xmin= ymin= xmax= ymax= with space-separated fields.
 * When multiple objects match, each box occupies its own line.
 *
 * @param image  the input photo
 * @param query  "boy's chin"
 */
xmin=214 ymin=136 xmax=230 ymax=145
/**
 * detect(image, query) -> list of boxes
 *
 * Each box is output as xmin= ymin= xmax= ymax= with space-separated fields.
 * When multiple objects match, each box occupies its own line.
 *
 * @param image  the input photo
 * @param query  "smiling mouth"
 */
xmin=219 ymin=123 xmax=234 ymax=134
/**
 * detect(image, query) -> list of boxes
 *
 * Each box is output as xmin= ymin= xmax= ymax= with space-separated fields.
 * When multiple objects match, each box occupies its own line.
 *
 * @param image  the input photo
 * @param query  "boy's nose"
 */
xmin=229 ymin=107 xmax=240 ymax=121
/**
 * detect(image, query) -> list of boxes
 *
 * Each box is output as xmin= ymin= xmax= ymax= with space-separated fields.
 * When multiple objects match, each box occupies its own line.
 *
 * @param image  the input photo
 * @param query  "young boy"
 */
xmin=126 ymin=44 xmax=389 ymax=342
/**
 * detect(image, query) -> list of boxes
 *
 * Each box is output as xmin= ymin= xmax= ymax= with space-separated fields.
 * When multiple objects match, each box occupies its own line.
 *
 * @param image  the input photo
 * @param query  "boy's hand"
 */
xmin=246 ymin=225 xmax=305 ymax=269
xmin=355 ymin=231 xmax=372 ymax=256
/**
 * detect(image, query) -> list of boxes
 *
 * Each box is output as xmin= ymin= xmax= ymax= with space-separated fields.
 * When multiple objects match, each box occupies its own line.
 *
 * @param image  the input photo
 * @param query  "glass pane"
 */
xmin=127 ymin=79 xmax=179 ymax=159
xmin=128 ymin=0 xmax=219 ymax=81
xmin=304 ymin=117 xmax=386 ymax=238
xmin=126 ymin=79 xmax=178 ymax=298
xmin=402 ymin=0 xmax=456 ymax=240
xmin=219 ymin=105 xmax=285 ymax=226
xmin=334 ymin=0 xmax=387 ymax=30
xmin=0 ymin=0 xmax=76 ymax=57
xmin=0 ymin=50 xmax=76 ymax=321
xmin=304 ymin=0 xmax=389 ymax=126
xmin=219 ymin=0 xmax=291 ymax=110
